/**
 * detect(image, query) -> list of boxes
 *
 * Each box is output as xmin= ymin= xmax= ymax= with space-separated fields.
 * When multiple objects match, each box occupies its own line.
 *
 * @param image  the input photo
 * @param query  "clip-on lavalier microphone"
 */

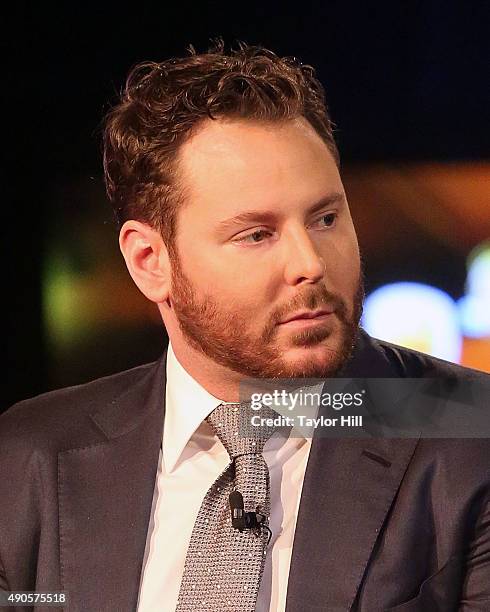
xmin=229 ymin=490 xmax=272 ymax=545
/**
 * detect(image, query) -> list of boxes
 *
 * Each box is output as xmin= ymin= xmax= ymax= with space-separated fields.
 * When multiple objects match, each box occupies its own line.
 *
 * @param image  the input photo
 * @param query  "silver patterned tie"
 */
xmin=176 ymin=402 xmax=279 ymax=611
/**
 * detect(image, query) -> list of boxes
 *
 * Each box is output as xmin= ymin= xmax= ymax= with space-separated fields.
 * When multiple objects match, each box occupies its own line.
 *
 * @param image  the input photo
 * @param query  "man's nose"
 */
xmin=282 ymin=226 xmax=326 ymax=286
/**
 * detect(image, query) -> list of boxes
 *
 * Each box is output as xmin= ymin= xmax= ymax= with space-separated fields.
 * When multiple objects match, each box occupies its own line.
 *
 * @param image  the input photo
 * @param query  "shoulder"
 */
xmin=366 ymin=331 xmax=489 ymax=381
xmin=0 ymin=359 xmax=161 ymax=452
xmin=366 ymin=334 xmax=490 ymax=485
xmin=342 ymin=329 xmax=489 ymax=382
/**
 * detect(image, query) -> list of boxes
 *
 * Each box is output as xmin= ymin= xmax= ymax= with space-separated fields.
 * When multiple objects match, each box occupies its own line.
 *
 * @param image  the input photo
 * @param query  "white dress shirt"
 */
xmin=136 ymin=342 xmax=317 ymax=612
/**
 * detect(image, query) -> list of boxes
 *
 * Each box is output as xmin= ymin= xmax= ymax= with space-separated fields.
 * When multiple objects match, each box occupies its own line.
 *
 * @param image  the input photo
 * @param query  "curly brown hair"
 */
xmin=103 ymin=39 xmax=339 ymax=252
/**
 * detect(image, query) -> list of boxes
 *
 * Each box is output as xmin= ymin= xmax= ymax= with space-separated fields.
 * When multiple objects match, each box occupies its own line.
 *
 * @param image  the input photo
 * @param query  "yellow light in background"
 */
xmin=43 ymin=251 xmax=90 ymax=349
xmin=458 ymin=241 xmax=490 ymax=338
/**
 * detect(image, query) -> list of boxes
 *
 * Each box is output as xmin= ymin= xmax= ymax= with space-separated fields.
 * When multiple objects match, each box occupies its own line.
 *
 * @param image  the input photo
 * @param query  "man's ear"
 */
xmin=119 ymin=220 xmax=171 ymax=303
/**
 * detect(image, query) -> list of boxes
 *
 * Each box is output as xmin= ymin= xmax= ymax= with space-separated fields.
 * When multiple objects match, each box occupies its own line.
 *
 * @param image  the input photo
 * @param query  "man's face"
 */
xmin=168 ymin=117 xmax=363 ymax=378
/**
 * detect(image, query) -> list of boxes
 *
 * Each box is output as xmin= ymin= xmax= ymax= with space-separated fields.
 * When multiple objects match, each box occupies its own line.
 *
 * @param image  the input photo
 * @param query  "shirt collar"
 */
xmin=162 ymin=341 xmax=223 ymax=473
xmin=162 ymin=342 xmax=316 ymax=472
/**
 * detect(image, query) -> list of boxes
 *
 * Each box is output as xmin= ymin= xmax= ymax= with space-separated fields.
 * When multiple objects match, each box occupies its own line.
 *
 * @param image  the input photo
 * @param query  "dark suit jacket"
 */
xmin=0 ymin=330 xmax=489 ymax=611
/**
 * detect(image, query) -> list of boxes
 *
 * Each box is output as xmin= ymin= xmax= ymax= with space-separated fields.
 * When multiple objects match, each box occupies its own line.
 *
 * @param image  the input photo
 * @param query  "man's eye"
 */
xmin=317 ymin=212 xmax=337 ymax=228
xmin=236 ymin=229 xmax=272 ymax=244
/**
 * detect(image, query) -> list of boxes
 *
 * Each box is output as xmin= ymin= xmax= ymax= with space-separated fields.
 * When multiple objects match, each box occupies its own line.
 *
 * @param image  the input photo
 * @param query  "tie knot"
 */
xmin=206 ymin=402 xmax=279 ymax=459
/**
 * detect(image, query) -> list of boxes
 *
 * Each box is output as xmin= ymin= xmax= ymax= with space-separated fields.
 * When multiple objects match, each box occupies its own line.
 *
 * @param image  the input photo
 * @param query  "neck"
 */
xmin=169 ymin=333 xmax=250 ymax=403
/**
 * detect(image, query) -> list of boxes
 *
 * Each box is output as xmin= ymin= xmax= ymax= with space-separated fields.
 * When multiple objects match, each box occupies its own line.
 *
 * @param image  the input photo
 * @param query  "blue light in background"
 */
xmin=362 ymin=282 xmax=462 ymax=363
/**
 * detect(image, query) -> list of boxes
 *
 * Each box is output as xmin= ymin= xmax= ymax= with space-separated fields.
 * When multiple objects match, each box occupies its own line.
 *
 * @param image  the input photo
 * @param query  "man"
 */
xmin=0 ymin=42 xmax=488 ymax=612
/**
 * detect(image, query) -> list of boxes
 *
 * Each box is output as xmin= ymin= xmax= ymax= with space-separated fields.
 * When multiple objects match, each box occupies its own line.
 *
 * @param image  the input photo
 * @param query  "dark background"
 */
xmin=5 ymin=2 xmax=489 ymax=410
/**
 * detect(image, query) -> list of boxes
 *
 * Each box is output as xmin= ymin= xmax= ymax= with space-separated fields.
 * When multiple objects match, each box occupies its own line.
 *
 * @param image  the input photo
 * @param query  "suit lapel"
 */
xmin=285 ymin=331 xmax=420 ymax=611
xmin=285 ymin=436 xmax=419 ymax=611
xmin=58 ymin=352 xmax=167 ymax=612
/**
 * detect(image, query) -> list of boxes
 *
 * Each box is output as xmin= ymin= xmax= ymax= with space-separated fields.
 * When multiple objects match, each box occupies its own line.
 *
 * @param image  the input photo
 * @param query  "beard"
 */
xmin=169 ymin=251 xmax=365 ymax=379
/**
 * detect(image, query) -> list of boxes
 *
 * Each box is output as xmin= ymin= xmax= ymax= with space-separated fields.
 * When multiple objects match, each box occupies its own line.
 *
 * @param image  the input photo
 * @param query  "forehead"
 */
xmin=176 ymin=117 xmax=342 ymax=216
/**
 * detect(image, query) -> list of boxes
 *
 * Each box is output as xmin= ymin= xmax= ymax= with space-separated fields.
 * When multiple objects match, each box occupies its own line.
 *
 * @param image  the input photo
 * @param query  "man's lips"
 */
xmin=279 ymin=309 xmax=334 ymax=325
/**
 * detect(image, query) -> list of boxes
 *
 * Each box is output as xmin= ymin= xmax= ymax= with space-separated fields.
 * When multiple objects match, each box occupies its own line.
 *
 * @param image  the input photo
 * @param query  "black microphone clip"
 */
xmin=229 ymin=490 xmax=272 ymax=545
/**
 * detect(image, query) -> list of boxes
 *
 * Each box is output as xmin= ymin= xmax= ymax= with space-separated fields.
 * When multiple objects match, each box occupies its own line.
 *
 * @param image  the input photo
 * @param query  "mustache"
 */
xmin=273 ymin=285 xmax=348 ymax=326
xmin=259 ymin=285 xmax=347 ymax=344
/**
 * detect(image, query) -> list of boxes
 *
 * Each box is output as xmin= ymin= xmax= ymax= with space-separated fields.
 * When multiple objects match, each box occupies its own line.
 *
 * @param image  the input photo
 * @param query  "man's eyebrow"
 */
xmin=306 ymin=192 xmax=345 ymax=215
xmin=217 ymin=192 xmax=345 ymax=231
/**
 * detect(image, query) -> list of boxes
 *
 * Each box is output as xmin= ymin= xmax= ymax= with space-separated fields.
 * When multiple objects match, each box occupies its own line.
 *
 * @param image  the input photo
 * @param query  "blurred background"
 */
xmin=4 ymin=2 xmax=489 ymax=412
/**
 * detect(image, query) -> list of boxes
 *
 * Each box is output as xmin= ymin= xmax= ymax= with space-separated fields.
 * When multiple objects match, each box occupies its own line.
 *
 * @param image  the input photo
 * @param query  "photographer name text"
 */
xmin=251 ymin=414 xmax=363 ymax=428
